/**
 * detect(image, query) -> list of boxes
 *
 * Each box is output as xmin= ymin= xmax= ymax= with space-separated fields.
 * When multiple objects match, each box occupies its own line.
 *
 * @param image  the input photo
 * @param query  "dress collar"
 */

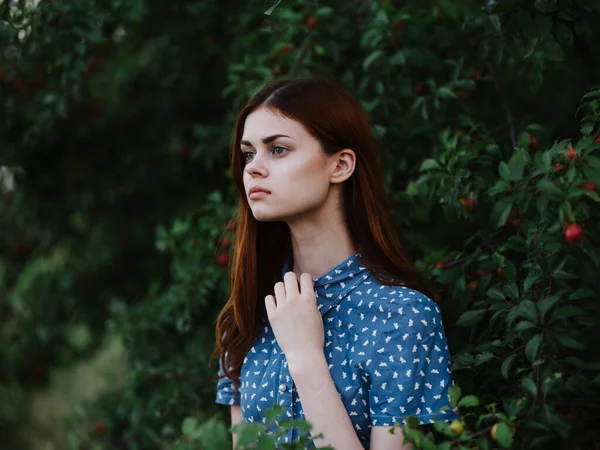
xmin=281 ymin=251 xmax=371 ymax=316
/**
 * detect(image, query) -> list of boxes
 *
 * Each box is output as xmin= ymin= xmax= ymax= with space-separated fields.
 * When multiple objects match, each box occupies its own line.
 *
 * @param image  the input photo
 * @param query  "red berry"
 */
xmin=216 ymin=253 xmax=229 ymax=267
xmin=92 ymin=422 xmax=106 ymax=434
xmin=565 ymin=224 xmax=583 ymax=244
xmin=595 ymin=136 xmax=600 ymax=144
xmin=505 ymin=219 xmax=519 ymax=231
xmin=306 ymin=16 xmax=320 ymax=29
xmin=459 ymin=197 xmax=473 ymax=211
xmin=218 ymin=238 xmax=231 ymax=249
xmin=467 ymin=280 xmax=479 ymax=291
xmin=528 ymin=135 xmax=538 ymax=149
xmin=275 ymin=44 xmax=294 ymax=59
xmin=475 ymin=269 xmax=490 ymax=278
xmin=435 ymin=261 xmax=447 ymax=269
xmin=415 ymin=82 xmax=425 ymax=95
xmin=468 ymin=69 xmax=481 ymax=80
xmin=581 ymin=180 xmax=595 ymax=191
xmin=393 ymin=20 xmax=405 ymax=30
xmin=497 ymin=267 xmax=504 ymax=278
xmin=564 ymin=146 xmax=576 ymax=160
xmin=13 ymin=77 xmax=23 ymax=91
xmin=554 ymin=163 xmax=564 ymax=171
xmin=456 ymin=90 xmax=468 ymax=98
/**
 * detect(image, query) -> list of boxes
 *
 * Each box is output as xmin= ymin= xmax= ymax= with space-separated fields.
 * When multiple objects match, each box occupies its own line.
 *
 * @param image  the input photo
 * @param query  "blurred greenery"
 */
xmin=1 ymin=0 xmax=600 ymax=449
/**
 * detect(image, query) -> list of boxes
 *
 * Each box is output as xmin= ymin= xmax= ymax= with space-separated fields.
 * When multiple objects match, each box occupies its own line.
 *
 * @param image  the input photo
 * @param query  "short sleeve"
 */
xmin=366 ymin=291 xmax=459 ymax=426
xmin=215 ymin=355 xmax=241 ymax=406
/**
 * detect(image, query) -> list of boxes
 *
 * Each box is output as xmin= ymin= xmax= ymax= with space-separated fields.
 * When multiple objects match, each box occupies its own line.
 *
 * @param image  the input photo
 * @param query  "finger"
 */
xmin=299 ymin=272 xmax=314 ymax=297
xmin=283 ymin=271 xmax=299 ymax=298
xmin=265 ymin=295 xmax=276 ymax=320
xmin=274 ymin=281 xmax=286 ymax=304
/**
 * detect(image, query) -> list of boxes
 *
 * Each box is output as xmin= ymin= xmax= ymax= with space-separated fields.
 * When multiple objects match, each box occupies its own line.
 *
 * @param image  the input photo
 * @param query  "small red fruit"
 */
xmin=497 ymin=267 xmax=504 ymax=278
xmin=177 ymin=145 xmax=192 ymax=159
xmin=275 ymin=44 xmax=294 ymax=59
xmin=92 ymin=422 xmax=106 ymax=434
xmin=595 ymin=136 xmax=600 ymax=144
xmin=467 ymin=280 xmax=479 ymax=292
xmin=306 ymin=16 xmax=320 ymax=29
xmin=13 ymin=77 xmax=24 ymax=91
xmin=459 ymin=197 xmax=473 ymax=211
xmin=456 ymin=90 xmax=468 ymax=98
xmin=565 ymin=224 xmax=583 ymax=244
xmin=476 ymin=269 xmax=490 ymax=278
xmin=581 ymin=180 xmax=595 ymax=191
xmin=554 ymin=163 xmax=564 ymax=171
xmin=468 ymin=69 xmax=481 ymax=80
xmin=528 ymin=135 xmax=538 ymax=149
xmin=218 ymin=238 xmax=231 ymax=249
xmin=563 ymin=146 xmax=576 ymax=160
xmin=435 ymin=261 xmax=447 ymax=269
xmin=216 ymin=253 xmax=229 ymax=267
xmin=415 ymin=82 xmax=425 ymax=95
xmin=393 ymin=20 xmax=405 ymax=30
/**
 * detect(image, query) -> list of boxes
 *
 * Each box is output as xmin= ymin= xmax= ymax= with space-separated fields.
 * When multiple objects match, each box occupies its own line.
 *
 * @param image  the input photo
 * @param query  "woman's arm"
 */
xmin=287 ymin=351 xmax=364 ymax=450
xmin=231 ymin=405 xmax=243 ymax=449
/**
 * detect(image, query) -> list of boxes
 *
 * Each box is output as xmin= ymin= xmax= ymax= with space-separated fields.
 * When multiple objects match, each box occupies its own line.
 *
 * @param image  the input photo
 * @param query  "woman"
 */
xmin=212 ymin=76 xmax=459 ymax=449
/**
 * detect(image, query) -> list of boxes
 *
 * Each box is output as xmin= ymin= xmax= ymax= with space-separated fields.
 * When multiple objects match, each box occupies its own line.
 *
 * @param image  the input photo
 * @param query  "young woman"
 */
xmin=212 ymin=77 xmax=459 ymax=450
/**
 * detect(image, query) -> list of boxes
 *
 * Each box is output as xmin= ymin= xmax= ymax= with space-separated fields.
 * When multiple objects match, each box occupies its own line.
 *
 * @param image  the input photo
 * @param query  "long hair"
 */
xmin=210 ymin=76 xmax=436 ymax=387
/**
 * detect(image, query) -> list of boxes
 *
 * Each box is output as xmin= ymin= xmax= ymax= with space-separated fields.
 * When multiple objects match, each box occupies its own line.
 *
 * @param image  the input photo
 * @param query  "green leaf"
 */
xmin=501 ymin=353 xmax=517 ymax=378
xmin=487 ymin=287 xmax=505 ymax=301
xmin=458 ymin=395 xmax=480 ymax=407
xmin=449 ymin=385 xmax=462 ymax=408
xmin=498 ymin=161 xmax=511 ymax=181
xmin=456 ymin=309 xmax=487 ymax=327
xmin=521 ymin=376 xmax=537 ymax=396
xmin=526 ymin=333 xmax=543 ymax=362
xmin=495 ymin=422 xmax=514 ymax=448
xmin=537 ymin=179 xmax=564 ymax=199
xmin=514 ymin=321 xmax=536 ymax=332
xmin=419 ymin=158 xmax=440 ymax=171
xmin=363 ymin=49 xmax=384 ymax=71
xmin=538 ymin=295 xmax=561 ymax=318
xmin=556 ymin=333 xmax=587 ymax=349
xmin=264 ymin=0 xmax=283 ymax=15
xmin=523 ymin=272 xmax=542 ymax=292
xmin=551 ymin=306 xmax=585 ymax=322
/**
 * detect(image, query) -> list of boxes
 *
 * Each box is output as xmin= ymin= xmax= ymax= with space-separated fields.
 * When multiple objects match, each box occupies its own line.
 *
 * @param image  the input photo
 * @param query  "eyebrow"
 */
xmin=240 ymin=134 xmax=291 ymax=147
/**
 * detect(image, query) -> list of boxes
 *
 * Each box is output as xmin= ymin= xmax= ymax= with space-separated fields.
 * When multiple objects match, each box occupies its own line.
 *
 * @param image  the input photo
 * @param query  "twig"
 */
xmin=2 ymin=0 xmax=11 ymax=22
xmin=442 ymin=241 xmax=503 ymax=270
xmin=289 ymin=34 xmax=312 ymax=77
xmin=484 ymin=46 xmax=517 ymax=148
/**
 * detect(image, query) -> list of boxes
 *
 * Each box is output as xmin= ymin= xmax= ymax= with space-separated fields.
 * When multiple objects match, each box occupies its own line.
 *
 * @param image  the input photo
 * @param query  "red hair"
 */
xmin=211 ymin=76 xmax=436 ymax=386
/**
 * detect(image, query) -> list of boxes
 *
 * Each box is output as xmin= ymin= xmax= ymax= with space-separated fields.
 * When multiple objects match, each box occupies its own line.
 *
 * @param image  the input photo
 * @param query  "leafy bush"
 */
xmin=2 ymin=0 xmax=599 ymax=449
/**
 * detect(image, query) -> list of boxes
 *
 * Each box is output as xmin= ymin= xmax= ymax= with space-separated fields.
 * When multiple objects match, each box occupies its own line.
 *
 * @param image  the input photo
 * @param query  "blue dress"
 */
xmin=215 ymin=252 xmax=459 ymax=449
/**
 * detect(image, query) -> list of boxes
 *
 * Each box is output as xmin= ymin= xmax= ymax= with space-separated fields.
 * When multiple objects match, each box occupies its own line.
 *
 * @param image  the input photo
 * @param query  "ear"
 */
xmin=329 ymin=148 xmax=356 ymax=184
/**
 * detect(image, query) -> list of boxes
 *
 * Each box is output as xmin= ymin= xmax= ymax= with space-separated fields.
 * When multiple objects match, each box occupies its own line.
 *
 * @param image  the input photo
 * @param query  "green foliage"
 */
xmin=2 ymin=0 xmax=600 ymax=449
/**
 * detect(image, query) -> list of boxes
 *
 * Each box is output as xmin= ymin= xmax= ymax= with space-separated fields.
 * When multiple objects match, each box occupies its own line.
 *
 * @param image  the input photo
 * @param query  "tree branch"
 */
xmin=289 ymin=33 xmax=312 ymax=77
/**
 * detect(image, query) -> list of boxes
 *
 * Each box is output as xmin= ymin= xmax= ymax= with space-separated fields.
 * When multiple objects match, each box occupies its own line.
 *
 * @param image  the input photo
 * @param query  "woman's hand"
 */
xmin=265 ymin=271 xmax=324 ymax=365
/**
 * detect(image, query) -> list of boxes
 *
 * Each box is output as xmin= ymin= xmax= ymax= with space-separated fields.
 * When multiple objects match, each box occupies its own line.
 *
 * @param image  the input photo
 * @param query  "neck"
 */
xmin=286 ymin=200 xmax=356 ymax=281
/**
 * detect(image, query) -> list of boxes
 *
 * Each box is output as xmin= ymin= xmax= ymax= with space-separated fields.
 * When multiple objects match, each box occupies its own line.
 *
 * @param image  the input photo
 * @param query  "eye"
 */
xmin=242 ymin=145 xmax=288 ymax=163
xmin=271 ymin=145 xmax=288 ymax=156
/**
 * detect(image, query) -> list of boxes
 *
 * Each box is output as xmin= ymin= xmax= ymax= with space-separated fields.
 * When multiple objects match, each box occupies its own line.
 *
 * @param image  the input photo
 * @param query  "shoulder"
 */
xmin=351 ymin=281 xmax=442 ymax=326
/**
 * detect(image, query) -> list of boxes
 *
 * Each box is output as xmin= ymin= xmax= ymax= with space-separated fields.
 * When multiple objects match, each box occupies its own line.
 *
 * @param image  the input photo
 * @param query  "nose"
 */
xmin=244 ymin=151 xmax=267 ymax=177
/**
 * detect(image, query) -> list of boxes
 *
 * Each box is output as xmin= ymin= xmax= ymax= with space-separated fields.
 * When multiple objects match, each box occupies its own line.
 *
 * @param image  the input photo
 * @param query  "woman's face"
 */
xmin=240 ymin=107 xmax=345 ymax=223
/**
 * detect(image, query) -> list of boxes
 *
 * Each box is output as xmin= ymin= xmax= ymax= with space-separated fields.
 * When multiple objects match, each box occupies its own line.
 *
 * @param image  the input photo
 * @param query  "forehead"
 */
xmin=242 ymin=108 xmax=310 ymax=142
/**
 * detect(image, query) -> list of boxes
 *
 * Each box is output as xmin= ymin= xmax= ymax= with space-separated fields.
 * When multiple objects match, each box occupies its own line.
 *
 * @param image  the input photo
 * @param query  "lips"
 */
xmin=249 ymin=190 xmax=270 ymax=200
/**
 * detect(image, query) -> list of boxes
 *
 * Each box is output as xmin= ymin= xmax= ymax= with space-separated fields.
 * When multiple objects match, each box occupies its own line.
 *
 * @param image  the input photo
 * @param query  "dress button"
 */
xmin=278 ymin=383 xmax=287 ymax=393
